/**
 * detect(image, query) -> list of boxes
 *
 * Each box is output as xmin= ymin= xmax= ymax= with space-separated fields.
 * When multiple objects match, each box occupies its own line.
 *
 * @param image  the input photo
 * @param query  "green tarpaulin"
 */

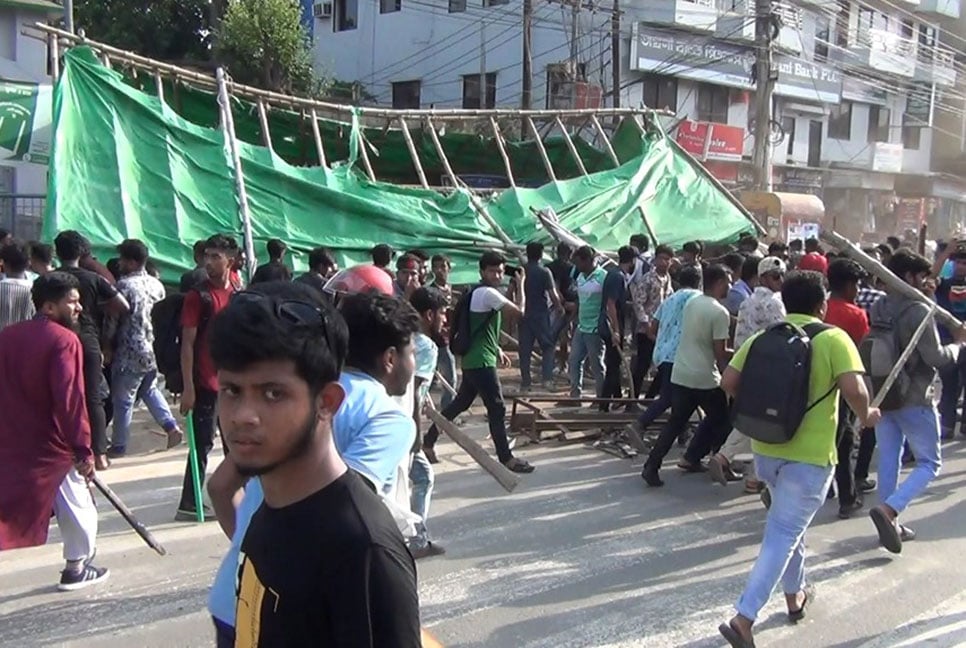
xmin=45 ymin=48 xmax=755 ymax=284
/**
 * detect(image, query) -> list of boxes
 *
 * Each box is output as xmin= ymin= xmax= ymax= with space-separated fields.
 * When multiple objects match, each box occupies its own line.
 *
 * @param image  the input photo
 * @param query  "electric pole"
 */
xmin=522 ymin=0 xmax=533 ymax=110
xmin=611 ymin=0 xmax=620 ymax=108
xmin=752 ymin=0 xmax=776 ymax=191
xmin=480 ymin=22 xmax=487 ymax=108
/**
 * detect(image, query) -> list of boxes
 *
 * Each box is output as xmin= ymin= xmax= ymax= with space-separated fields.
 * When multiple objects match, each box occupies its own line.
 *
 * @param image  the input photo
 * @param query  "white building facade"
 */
xmin=312 ymin=0 xmax=964 ymax=240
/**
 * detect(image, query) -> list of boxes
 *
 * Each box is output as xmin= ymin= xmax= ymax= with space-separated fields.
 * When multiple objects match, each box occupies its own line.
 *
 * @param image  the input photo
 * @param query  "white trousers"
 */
xmin=54 ymin=468 xmax=98 ymax=562
xmin=720 ymin=430 xmax=757 ymax=480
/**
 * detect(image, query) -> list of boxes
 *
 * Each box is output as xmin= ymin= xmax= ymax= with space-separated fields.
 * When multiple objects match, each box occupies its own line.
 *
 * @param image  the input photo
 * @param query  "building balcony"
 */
xmin=773 ymin=2 xmax=803 ymax=54
xmin=914 ymin=48 xmax=957 ymax=86
xmin=639 ymin=0 xmax=718 ymax=33
xmin=917 ymin=0 xmax=960 ymax=18
xmin=831 ymin=27 xmax=917 ymax=77
xmin=714 ymin=1 xmax=754 ymax=42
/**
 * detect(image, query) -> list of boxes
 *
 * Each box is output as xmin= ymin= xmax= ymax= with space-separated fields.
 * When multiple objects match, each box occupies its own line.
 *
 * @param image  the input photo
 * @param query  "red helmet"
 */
xmin=323 ymin=264 xmax=394 ymax=297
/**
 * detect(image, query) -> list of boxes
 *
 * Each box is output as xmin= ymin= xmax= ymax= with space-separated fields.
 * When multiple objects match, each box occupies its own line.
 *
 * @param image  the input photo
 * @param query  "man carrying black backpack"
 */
xmin=717 ymin=271 xmax=879 ymax=648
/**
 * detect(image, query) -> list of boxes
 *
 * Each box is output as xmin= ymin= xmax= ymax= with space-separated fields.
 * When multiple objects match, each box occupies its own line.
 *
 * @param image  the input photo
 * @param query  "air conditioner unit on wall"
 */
xmin=313 ymin=2 xmax=333 ymax=18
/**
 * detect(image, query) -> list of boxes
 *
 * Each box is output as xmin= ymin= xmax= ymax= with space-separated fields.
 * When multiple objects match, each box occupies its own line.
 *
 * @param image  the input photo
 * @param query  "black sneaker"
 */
xmin=58 ymin=564 xmax=110 ymax=591
xmin=411 ymin=541 xmax=446 ymax=560
xmin=838 ymin=498 xmax=864 ymax=520
xmin=857 ymin=479 xmax=877 ymax=493
xmin=503 ymin=457 xmax=535 ymax=473
xmin=175 ymin=505 xmax=215 ymax=522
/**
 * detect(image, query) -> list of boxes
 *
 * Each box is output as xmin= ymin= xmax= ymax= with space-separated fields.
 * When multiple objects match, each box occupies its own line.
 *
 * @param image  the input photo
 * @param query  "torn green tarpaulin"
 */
xmin=44 ymin=48 xmax=755 ymax=284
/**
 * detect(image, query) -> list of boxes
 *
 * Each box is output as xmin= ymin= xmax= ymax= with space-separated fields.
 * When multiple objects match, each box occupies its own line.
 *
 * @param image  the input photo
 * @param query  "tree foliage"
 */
xmin=215 ymin=0 xmax=321 ymax=96
xmin=74 ymin=0 xmax=212 ymax=62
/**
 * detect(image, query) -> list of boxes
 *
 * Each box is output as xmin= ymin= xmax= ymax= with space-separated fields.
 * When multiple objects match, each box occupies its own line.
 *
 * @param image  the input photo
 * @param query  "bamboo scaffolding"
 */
xmin=489 ymin=118 xmax=516 ymax=188
xmin=591 ymin=114 xmax=620 ymax=167
xmin=356 ymin=129 xmax=376 ymax=181
xmin=27 ymin=24 xmax=673 ymax=122
xmin=256 ymin=99 xmax=273 ymax=151
xmin=154 ymin=69 xmax=164 ymax=102
xmin=526 ymin=116 xmax=557 ymax=183
xmin=555 ymin=116 xmax=588 ymax=176
xmin=398 ymin=117 xmax=429 ymax=189
xmin=426 ymin=117 xmax=458 ymax=187
xmin=49 ymin=33 xmax=59 ymax=81
xmin=308 ymin=108 xmax=328 ymax=168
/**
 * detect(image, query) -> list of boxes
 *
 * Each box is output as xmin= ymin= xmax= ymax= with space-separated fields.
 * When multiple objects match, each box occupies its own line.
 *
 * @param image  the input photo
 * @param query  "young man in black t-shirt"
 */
xmin=208 ymin=282 xmax=421 ymax=648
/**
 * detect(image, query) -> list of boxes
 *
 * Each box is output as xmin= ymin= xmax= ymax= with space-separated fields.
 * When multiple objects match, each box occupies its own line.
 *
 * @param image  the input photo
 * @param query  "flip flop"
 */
xmin=718 ymin=621 xmax=755 ymax=648
xmin=788 ymin=586 xmax=814 ymax=623
xmin=870 ymin=506 xmax=902 ymax=554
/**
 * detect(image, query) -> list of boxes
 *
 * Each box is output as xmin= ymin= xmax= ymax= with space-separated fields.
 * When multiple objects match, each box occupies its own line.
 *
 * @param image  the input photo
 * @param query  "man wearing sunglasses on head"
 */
xmin=207 ymin=282 xmax=421 ymax=647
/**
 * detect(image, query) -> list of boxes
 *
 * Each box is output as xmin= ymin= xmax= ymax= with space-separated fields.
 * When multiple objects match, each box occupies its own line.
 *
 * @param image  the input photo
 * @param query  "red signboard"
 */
xmin=676 ymin=120 xmax=745 ymax=162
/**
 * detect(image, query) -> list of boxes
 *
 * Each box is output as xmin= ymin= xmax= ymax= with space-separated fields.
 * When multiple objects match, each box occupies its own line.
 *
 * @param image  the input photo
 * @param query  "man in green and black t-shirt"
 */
xmin=423 ymin=251 xmax=534 ymax=473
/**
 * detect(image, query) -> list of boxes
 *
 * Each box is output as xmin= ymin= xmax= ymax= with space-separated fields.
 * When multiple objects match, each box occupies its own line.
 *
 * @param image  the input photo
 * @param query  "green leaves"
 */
xmin=74 ymin=0 xmax=212 ymax=62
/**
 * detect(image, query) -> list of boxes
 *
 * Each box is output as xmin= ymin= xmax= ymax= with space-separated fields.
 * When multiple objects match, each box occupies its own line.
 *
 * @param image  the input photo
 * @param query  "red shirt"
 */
xmin=181 ymin=281 xmax=235 ymax=392
xmin=825 ymin=297 xmax=869 ymax=344
xmin=798 ymin=252 xmax=829 ymax=275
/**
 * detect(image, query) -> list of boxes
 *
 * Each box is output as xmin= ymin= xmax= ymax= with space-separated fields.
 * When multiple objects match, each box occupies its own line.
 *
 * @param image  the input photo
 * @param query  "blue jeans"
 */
xmin=110 ymin=367 xmax=177 ymax=452
xmin=736 ymin=455 xmax=834 ymax=622
xmin=519 ymin=314 xmax=555 ymax=387
xmin=938 ymin=358 xmax=966 ymax=434
xmin=410 ymin=450 xmax=434 ymax=548
xmin=876 ymin=406 xmax=942 ymax=514
xmin=435 ymin=345 xmax=457 ymax=410
xmin=569 ymin=331 xmax=605 ymax=398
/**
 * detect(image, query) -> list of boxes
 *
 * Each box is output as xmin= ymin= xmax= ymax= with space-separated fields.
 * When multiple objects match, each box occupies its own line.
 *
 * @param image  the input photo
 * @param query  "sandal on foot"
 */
xmin=788 ymin=586 xmax=814 ymax=623
xmin=166 ymin=428 xmax=184 ymax=449
xmin=503 ymin=457 xmax=535 ymax=474
xmin=708 ymin=455 xmax=730 ymax=486
xmin=719 ymin=620 xmax=755 ymax=648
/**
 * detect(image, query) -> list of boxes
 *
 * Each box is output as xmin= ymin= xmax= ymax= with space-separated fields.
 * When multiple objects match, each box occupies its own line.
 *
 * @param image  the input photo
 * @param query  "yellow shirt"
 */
xmin=729 ymin=313 xmax=864 ymax=467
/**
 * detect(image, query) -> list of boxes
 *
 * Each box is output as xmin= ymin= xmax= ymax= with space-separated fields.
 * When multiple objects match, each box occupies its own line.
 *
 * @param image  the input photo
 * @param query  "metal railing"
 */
xmin=0 ymin=194 xmax=45 ymax=241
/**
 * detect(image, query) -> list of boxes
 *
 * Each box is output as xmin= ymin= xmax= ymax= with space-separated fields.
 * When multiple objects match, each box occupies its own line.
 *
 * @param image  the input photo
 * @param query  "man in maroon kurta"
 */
xmin=0 ymin=272 xmax=110 ymax=590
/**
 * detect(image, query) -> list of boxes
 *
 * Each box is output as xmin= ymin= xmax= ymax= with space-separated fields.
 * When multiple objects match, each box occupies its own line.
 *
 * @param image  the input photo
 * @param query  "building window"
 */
xmin=640 ymin=73 xmax=677 ymax=112
xmin=696 ymin=83 xmax=729 ymax=124
xmin=335 ymin=0 xmax=358 ymax=31
xmin=835 ymin=0 xmax=849 ymax=48
xmin=463 ymin=73 xmax=496 ymax=108
xmin=448 ymin=0 xmax=466 ymax=11
xmin=392 ymin=80 xmax=421 ymax=109
xmin=815 ymin=17 xmax=829 ymax=63
xmin=782 ymin=116 xmax=796 ymax=156
xmin=867 ymin=105 xmax=890 ymax=143
xmin=900 ymin=18 xmax=914 ymax=39
xmin=902 ymin=118 xmax=922 ymax=150
xmin=484 ymin=0 xmax=508 ymax=5
xmin=828 ymin=101 xmax=852 ymax=140
xmin=380 ymin=0 xmax=401 ymax=12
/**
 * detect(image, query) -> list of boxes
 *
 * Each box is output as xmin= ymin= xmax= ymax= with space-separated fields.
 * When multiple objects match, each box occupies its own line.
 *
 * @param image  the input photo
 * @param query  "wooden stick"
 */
xmin=357 ymin=129 xmax=376 ymax=181
xmin=425 ymin=117 xmax=459 ymax=187
xmin=820 ymin=229 xmax=963 ymax=332
xmin=555 ymin=115 xmax=588 ymax=176
xmin=526 ymin=116 xmax=557 ymax=183
xmin=154 ymin=69 xmax=164 ymax=102
xmin=591 ymin=114 xmax=620 ymax=167
xmin=434 ymin=371 xmax=458 ymax=398
xmin=92 ymin=475 xmax=167 ymax=556
xmin=489 ymin=118 xmax=516 ymax=188
xmin=309 ymin=108 xmax=328 ymax=168
xmin=425 ymin=403 xmax=520 ymax=493
xmin=398 ymin=116 xmax=429 ymax=189
xmin=257 ymin=99 xmax=273 ymax=151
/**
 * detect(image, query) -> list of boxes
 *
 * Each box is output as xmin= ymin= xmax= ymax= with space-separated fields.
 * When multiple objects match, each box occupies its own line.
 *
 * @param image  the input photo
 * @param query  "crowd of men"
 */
xmin=0 ymin=224 xmax=962 ymax=647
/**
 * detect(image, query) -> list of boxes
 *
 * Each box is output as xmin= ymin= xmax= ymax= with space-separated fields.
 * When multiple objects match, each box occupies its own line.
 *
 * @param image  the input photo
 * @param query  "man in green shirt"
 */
xmin=568 ymin=246 xmax=608 ymax=401
xmin=423 ymin=252 xmax=534 ymax=474
xmin=717 ymin=270 xmax=880 ymax=648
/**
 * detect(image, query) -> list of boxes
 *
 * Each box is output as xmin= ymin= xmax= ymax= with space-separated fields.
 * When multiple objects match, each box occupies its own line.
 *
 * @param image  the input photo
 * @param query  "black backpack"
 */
xmin=732 ymin=321 xmax=835 ymax=444
xmin=449 ymin=285 xmax=498 ymax=356
xmin=152 ymin=285 xmax=213 ymax=394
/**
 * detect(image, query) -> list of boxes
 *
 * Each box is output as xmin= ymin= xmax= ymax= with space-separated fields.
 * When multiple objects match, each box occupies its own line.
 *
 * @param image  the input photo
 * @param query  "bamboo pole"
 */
xmin=49 ymin=33 xmax=59 ymax=81
xmin=426 ymin=117 xmax=459 ymax=187
xmin=489 ymin=118 xmax=516 ymax=188
xmin=29 ymin=21 xmax=674 ymax=121
xmin=591 ymin=114 xmax=620 ymax=167
xmin=216 ymin=68 xmax=258 ymax=282
xmin=555 ymin=116 xmax=588 ymax=176
xmin=101 ymin=53 xmax=111 ymax=69
xmin=257 ymin=99 xmax=273 ymax=151
xmin=526 ymin=116 xmax=557 ymax=183
xmin=398 ymin=117 xmax=429 ymax=189
xmin=308 ymin=108 xmax=328 ymax=168
xmin=820 ymin=229 xmax=964 ymax=333
xmin=154 ymin=69 xmax=164 ymax=102
xmin=356 ymin=129 xmax=377 ymax=181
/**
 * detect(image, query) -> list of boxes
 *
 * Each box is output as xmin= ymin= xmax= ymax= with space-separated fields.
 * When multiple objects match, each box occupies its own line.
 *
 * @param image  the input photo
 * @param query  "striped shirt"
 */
xmin=856 ymin=287 xmax=886 ymax=314
xmin=0 ymin=278 xmax=34 ymax=331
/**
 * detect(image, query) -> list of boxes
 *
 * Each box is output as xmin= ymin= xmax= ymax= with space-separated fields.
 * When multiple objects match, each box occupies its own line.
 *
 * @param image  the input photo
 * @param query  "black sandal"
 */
xmin=718 ymin=620 xmax=755 ymax=648
xmin=870 ymin=506 xmax=902 ymax=554
xmin=503 ymin=457 xmax=535 ymax=474
xmin=788 ymin=586 xmax=814 ymax=623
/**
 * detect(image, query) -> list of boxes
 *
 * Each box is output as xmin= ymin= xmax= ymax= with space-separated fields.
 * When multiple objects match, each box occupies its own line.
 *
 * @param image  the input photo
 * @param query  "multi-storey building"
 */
xmin=311 ymin=0 xmax=963 ymax=240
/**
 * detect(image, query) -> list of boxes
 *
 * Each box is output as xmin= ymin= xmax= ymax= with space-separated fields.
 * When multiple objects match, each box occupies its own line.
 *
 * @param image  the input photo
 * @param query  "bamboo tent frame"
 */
xmin=28 ymin=22 xmax=764 ymax=253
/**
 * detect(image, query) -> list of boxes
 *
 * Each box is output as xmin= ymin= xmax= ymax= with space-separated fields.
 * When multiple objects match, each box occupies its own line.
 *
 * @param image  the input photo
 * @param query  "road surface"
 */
xmin=3 ymin=405 xmax=966 ymax=647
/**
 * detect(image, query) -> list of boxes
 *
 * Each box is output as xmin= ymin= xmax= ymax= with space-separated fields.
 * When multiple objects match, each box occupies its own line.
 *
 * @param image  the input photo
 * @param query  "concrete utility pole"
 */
xmin=611 ymin=0 xmax=620 ymax=108
xmin=480 ymin=22 xmax=487 ymax=108
xmin=752 ymin=0 xmax=776 ymax=191
xmin=522 ymin=0 xmax=532 ymax=110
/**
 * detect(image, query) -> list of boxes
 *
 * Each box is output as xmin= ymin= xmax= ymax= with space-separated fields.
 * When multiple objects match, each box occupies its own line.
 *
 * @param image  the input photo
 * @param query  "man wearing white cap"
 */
xmin=709 ymin=256 xmax=787 ymax=490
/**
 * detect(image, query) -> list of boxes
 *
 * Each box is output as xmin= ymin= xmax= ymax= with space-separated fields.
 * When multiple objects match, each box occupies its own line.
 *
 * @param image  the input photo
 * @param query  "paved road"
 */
xmin=3 ymin=408 xmax=966 ymax=648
